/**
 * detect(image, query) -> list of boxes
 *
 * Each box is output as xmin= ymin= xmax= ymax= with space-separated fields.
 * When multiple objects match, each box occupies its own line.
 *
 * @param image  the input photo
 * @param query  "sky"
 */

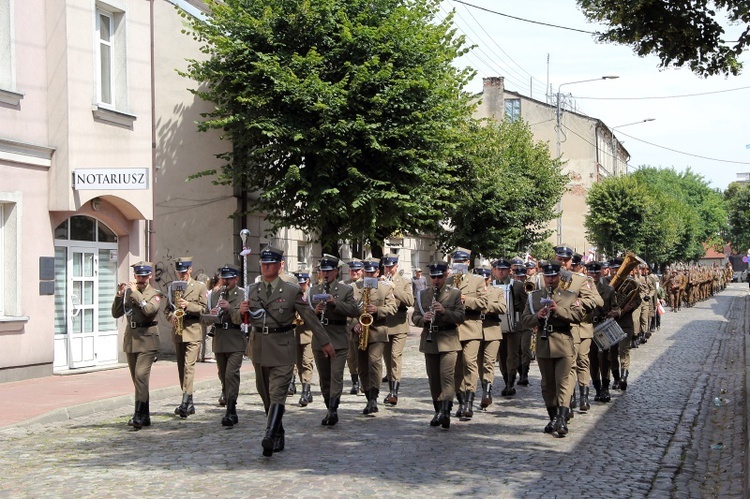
xmin=438 ymin=0 xmax=750 ymax=191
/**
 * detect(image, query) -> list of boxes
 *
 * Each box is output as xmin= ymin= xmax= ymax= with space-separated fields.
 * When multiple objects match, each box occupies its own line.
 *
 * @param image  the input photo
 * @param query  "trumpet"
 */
xmin=524 ymin=277 xmax=536 ymax=293
xmin=358 ymin=286 xmax=374 ymax=351
xmin=426 ymin=285 xmax=439 ymax=342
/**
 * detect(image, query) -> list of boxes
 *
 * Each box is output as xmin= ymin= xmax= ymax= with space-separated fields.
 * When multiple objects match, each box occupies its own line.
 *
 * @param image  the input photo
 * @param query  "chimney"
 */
xmin=482 ymin=77 xmax=505 ymax=122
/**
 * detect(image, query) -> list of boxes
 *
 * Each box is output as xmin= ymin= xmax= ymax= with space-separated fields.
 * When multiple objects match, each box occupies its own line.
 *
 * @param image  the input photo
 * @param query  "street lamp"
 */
xmin=554 ymin=75 xmax=618 ymax=245
xmin=611 ymin=118 xmax=655 ymax=176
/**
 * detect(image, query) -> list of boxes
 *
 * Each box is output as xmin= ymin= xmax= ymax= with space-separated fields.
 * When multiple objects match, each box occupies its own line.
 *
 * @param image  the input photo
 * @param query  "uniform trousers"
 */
xmin=499 ymin=332 xmax=521 ymax=379
xmin=425 ymin=351 xmax=458 ymax=402
xmin=519 ymin=329 xmax=533 ymax=367
xmin=477 ymin=339 xmax=500 ymax=386
xmin=314 ymin=347 xmax=349 ymax=401
xmin=254 ymin=363 xmax=294 ymax=411
xmin=357 ymin=341 xmax=386 ymax=393
xmin=347 ymin=330 xmax=359 ymax=376
xmin=296 ymin=343 xmax=314 ymax=384
xmin=575 ymin=337 xmax=593 ymax=386
xmin=175 ymin=340 xmax=201 ymax=394
xmin=127 ymin=350 xmax=157 ymax=403
xmin=618 ymin=326 xmax=634 ymax=370
xmin=454 ymin=339 xmax=480 ymax=392
xmin=538 ymin=353 xmax=575 ymax=407
xmin=384 ymin=332 xmax=408 ymax=382
xmin=215 ymin=351 xmax=243 ymax=399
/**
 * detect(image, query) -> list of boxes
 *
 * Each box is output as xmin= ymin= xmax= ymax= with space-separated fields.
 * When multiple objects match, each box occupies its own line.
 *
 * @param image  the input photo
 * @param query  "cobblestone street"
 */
xmin=1 ymin=285 xmax=747 ymax=498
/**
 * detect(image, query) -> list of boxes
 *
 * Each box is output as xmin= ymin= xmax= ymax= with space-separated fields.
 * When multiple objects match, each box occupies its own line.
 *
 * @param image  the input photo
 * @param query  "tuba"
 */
xmin=358 ymin=286 xmax=374 ymax=351
xmin=610 ymin=252 xmax=646 ymax=310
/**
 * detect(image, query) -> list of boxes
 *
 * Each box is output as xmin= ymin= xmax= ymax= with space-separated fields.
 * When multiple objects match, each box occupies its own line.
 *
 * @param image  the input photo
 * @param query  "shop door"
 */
xmin=67 ymin=247 xmax=97 ymax=368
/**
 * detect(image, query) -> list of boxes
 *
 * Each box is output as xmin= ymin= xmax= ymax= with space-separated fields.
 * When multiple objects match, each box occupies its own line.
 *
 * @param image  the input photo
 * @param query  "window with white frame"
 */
xmin=96 ymin=9 xmax=114 ymax=105
xmin=0 ymin=0 xmax=13 ymax=90
xmin=94 ymin=2 xmax=127 ymax=112
xmin=0 ymin=192 xmax=21 ymax=318
xmin=0 ymin=203 xmax=4 ymax=316
xmin=505 ymin=99 xmax=521 ymax=122
xmin=297 ymin=244 xmax=307 ymax=269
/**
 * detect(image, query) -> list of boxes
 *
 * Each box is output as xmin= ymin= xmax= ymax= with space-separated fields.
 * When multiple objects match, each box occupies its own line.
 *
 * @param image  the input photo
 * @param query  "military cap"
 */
xmin=571 ymin=253 xmax=583 ymax=265
xmin=542 ymin=262 xmax=562 ymax=276
xmin=511 ymin=257 xmax=525 ymax=267
xmin=132 ymin=261 xmax=153 ymax=276
xmin=175 ymin=257 xmax=193 ymax=272
xmin=218 ymin=264 xmax=240 ymax=279
xmin=609 ymin=258 xmax=623 ymax=269
xmin=585 ymin=261 xmax=602 ymax=273
xmin=363 ymin=260 xmax=379 ymax=273
xmin=319 ymin=255 xmax=340 ymax=271
xmin=473 ymin=266 xmax=492 ymax=278
xmin=348 ymin=259 xmax=364 ymax=270
xmin=525 ymin=261 xmax=537 ymax=269
xmin=428 ymin=261 xmax=449 ymax=277
xmin=513 ymin=266 xmax=527 ymax=276
xmin=259 ymin=245 xmax=284 ymax=263
xmin=382 ymin=255 xmax=399 ymax=267
xmin=452 ymin=247 xmax=471 ymax=262
xmin=554 ymin=245 xmax=574 ymax=259
xmin=414 ymin=267 xmax=423 ymax=273
xmin=600 ymin=260 xmax=611 ymax=269
xmin=492 ymin=258 xmax=511 ymax=269
xmin=294 ymin=271 xmax=310 ymax=283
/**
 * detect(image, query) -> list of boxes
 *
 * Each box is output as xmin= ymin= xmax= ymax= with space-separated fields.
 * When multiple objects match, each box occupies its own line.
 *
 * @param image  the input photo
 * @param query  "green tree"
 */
xmin=726 ymin=182 xmax=750 ymax=252
xmin=578 ymin=0 xmax=749 ymax=76
xmin=180 ymin=0 xmax=476 ymax=256
xmin=439 ymin=119 xmax=567 ymax=259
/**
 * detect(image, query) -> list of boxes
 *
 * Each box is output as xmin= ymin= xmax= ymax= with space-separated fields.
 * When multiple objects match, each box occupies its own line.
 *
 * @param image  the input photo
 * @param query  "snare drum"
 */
xmin=593 ymin=318 xmax=627 ymax=351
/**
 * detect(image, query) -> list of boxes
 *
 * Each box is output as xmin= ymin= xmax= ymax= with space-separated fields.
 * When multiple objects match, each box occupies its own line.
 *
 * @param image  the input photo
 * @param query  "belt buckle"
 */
xmin=320 ymin=317 xmax=329 ymax=326
xmin=545 ymin=325 xmax=554 ymax=333
xmin=262 ymin=326 xmax=269 ymax=335
xmin=130 ymin=321 xmax=137 ymax=329
xmin=479 ymin=312 xmax=486 ymax=320
xmin=222 ymin=323 xmax=229 ymax=330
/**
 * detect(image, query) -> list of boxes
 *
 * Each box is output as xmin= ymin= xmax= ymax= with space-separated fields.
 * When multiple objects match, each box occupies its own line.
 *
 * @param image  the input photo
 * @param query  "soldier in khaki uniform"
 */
xmin=309 ymin=255 xmax=359 ymax=425
xmin=112 ymin=262 xmax=162 ymax=430
xmin=166 ymin=257 xmax=208 ymax=419
xmin=240 ymin=246 xmax=335 ymax=457
xmin=351 ymin=260 xmax=398 ymax=416
xmin=293 ymin=271 xmax=315 ymax=407
xmin=382 ymin=255 xmax=414 ymax=406
xmin=205 ymin=264 xmax=245 ymax=427
xmin=345 ymin=260 xmax=365 ymax=394
xmin=521 ymin=262 xmax=584 ymax=436
xmin=585 ymin=262 xmax=616 ymax=403
xmin=412 ymin=261 xmax=465 ymax=429
xmin=448 ymin=248 xmax=488 ymax=420
xmin=492 ymin=258 xmax=526 ymax=395
xmin=474 ymin=266 xmax=506 ymax=409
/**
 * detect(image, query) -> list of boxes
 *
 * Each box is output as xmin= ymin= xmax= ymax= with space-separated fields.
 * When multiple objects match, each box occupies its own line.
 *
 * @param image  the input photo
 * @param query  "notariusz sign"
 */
xmin=72 ymin=168 xmax=149 ymax=190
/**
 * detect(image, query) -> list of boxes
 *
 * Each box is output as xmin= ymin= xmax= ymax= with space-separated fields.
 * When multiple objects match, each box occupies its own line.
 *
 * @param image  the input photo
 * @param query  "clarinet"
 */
xmin=540 ymin=285 xmax=553 ymax=340
xmin=240 ymin=228 xmax=251 ymax=336
xmin=426 ymin=285 xmax=439 ymax=342
xmin=320 ymin=280 xmax=331 ymax=325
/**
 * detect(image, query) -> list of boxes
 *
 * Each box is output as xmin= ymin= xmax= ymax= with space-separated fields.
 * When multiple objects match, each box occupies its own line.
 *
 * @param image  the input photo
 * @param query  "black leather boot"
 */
xmin=142 ymin=400 xmax=151 ymax=427
xmin=430 ymin=400 xmax=441 ymax=426
xmin=350 ymin=374 xmax=359 ymax=395
xmin=579 ymin=386 xmax=590 ymax=412
xmin=128 ymin=401 xmax=147 ymax=429
xmin=363 ymin=389 xmax=379 ymax=415
xmin=517 ymin=365 xmax=530 ymax=386
xmin=273 ymin=423 xmax=285 ymax=453
xmin=592 ymin=378 xmax=602 ymax=402
xmin=386 ymin=381 xmax=399 ymax=405
xmin=555 ymin=406 xmax=569 ymax=436
xmin=262 ymin=403 xmax=284 ymax=457
xmin=287 ymin=374 xmax=297 ymax=396
xmin=454 ymin=391 xmax=465 ymax=418
xmin=439 ymin=400 xmax=452 ymax=429
xmin=176 ymin=393 xmax=195 ymax=418
xmin=322 ymin=396 xmax=339 ymax=426
xmin=480 ymin=382 xmax=493 ymax=409
xmin=570 ymin=389 xmax=577 ymax=410
xmin=463 ymin=391 xmax=475 ymax=419
xmin=620 ymin=369 xmax=629 ymax=391
xmin=502 ymin=369 xmax=517 ymax=396
xmin=601 ymin=381 xmax=611 ymax=403
xmin=384 ymin=381 xmax=395 ymax=405
xmin=222 ymin=398 xmax=238 ymax=427
xmin=544 ymin=406 xmax=556 ymax=433
xmin=218 ymin=393 xmax=226 ymax=406
xmin=299 ymin=383 xmax=312 ymax=407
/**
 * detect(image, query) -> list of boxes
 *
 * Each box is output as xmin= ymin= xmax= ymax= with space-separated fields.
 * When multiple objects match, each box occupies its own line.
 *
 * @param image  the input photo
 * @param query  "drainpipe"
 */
xmin=147 ymin=0 xmax=156 ymax=263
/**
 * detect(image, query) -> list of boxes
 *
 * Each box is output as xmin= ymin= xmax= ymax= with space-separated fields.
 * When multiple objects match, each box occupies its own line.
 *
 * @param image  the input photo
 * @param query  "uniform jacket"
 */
xmin=495 ymin=276 xmax=528 ymax=333
xmin=593 ymin=280 xmax=615 ymax=324
xmin=209 ymin=284 xmax=246 ymax=354
xmin=481 ymin=283 xmax=507 ymax=341
xmin=309 ymin=279 xmax=359 ymax=351
xmin=412 ymin=284 xmax=465 ymax=354
xmin=521 ymin=286 xmax=582 ymax=359
xmin=385 ymin=273 xmax=415 ymax=335
xmin=246 ymin=278 xmax=331 ymax=366
xmin=559 ymin=270 xmax=602 ymax=340
xmin=166 ymin=277 xmax=208 ymax=343
xmin=448 ymin=272 xmax=488 ymax=341
xmin=112 ymin=285 xmax=161 ymax=353
xmin=351 ymin=280 xmax=398 ymax=344
xmin=295 ymin=288 xmax=313 ymax=346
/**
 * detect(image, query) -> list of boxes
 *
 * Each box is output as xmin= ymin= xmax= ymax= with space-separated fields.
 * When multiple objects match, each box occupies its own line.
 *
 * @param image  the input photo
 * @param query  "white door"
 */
xmin=67 ymin=247 xmax=97 ymax=368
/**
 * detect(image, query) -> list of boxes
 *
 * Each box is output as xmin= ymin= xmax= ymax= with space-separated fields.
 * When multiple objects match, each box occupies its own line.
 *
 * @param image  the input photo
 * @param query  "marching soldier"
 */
xmin=351 ymin=260 xmax=397 ymax=416
xmin=310 ymin=255 xmax=359 ymax=426
xmin=166 ymin=257 xmax=208 ymax=419
xmin=206 ymin=264 xmax=245 ymax=427
xmin=112 ymin=262 xmax=161 ymax=430
xmin=346 ymin=259 xmax=365 ymax=395
xmin=513 ymin=260 xmax=535 ymax=387
xmin=382 ymin=255 xmax=414 ymax=406
xmin=293 ymin=271 xmax=315 ymax=407
xmin=412 ymin=261 xmax=465 ymax=429
xmin=521 ymin=262 xmax=583 ymax=436
xmin=475 ymin=266 xmax=506 ymax=409
xmin=492 ymin=258 xmax=526 ymax=394
xmin=449 ymin=248 xmax=488 ymax=420
xmin=585 ymin=262 xmax=616 ymax=403
xmin=609 ymin=258 xmax=642 ymax=391
xmin=240 ymin=246 xmax=336 ymax=457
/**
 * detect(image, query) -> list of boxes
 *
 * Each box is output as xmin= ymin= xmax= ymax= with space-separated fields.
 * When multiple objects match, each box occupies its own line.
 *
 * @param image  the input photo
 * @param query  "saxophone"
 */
xmin=358 ymin=285 xmax=374 ymax=351
xmin=173 ymin=286 xmax=185 ymax=335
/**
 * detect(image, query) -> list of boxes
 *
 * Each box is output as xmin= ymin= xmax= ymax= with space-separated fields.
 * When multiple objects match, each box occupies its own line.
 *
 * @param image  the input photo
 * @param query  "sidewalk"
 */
xmin=1 ymin=358 xmax=252 ymax=428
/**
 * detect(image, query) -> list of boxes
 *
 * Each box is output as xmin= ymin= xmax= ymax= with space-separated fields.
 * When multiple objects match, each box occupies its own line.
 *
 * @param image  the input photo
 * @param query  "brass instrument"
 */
xmin=319 ymin=280 xmax=331 ymax=325
xmin=426 ymin=285 xmax=439 ymax=343
xmin=610 ymin=252 xmax=646 ymax=311
xmin=358 ymin=285 xmax=374 ymax=351
xmin=453 ymin=272 xmax=464 ymax=290
xmin=173 ymin=287 xmax=185 ymax=335
xmin=524 ymin=277 xmax=536 ymax=293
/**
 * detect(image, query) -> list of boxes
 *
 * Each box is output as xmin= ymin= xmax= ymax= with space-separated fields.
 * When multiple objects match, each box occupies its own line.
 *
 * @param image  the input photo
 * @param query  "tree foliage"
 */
xmin=725 ymin=181 xmax=750 ymax=252
xmin=181 ymin=0 xmax=476 ymax=254
xmin=578 ymin=0 xmax=749 ymax=76
xmin=439 ymin=119 xmax=567 ymax=259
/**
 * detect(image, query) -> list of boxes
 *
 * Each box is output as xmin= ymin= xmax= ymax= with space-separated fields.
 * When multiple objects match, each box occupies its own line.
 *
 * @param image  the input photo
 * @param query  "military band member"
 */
xmin=382 ymin=255 xmax=414 ymax=406
xmin=609 ymin=259 xmax=642 ymax=391
xmin=492 ymin=258 xmax=526 ymax=395
xmin=293 ymin=271 xmax=315 ymax=407
xmin=206 ymin=264 xmax=245 ymax=427
xmin=513 ymin=260 xmax=535 ymax=387
xmin=346 ymin=259 xmax=365 ymax=394
xmin=310 ymin=255 xmax=359 ymax=426
xmin=448 ymin=248 xmax=488 ymax=420
xmin=521 ymin=262 xmax=584 ymax=436
xmin=240 ymin=246 xmax=335 ymax=457
xmin=112 ymin=262 xmax=161 ymax=430
xmin=475 ymin=266 xmax=507 ymax=409
xmin=166 ymin=257 xmax=208 ymax=419
xmin=412 ymin=261 xmax=465 ymax=429
xmin=584 ymin=262 xmax=616 ymax=404
xmin=351 ymin=260 xmax=398 ymax=416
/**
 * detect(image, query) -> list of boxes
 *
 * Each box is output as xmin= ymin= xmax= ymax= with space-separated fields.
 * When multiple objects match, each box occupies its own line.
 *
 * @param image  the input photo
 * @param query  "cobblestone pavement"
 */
xmin=0 ymin=285 xmax=746 ymax=498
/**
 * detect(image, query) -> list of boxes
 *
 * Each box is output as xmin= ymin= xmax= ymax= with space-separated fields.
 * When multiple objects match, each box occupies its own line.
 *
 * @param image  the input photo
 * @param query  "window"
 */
xmin=297 ymin=244 xmax=307 ymax=269
xmin=0 ymin=0 xmax=21 ymax=106
xmin=505 ymin=98 xmax=521 ymax=122
xmin=0 ymin=192 xmax=21 ymax=317
xmin=96 ymin=10 xmax=114 ymax=106
xmin=93 ymin=2 xmax=134 ymax=127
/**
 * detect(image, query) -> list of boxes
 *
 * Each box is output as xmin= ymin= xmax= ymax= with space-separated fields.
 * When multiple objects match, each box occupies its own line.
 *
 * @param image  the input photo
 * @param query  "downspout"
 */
xmin=147 ymin=0 xmax=156 ymax=263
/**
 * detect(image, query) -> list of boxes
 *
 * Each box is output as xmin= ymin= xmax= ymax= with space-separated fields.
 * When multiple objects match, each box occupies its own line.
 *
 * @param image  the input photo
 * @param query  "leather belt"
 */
xmin=483 ymin=317 xmax=501 ymax=324
xmin=431 ymin=325 xmax=457 ymax=331
xmin=541 ymin=324 xmax=571 ymax=333
xmin=130 ymin=321 xmax=158 ymax=328
xmin=251 ymin=325 xmax=294 ymax=334
xmin=465 ymin=309 xmax=483 ymax=318
xmin=319 ymin=318 xmax=347 ymax=326
xmin=221 ymin=323 xmax=242 ymax=330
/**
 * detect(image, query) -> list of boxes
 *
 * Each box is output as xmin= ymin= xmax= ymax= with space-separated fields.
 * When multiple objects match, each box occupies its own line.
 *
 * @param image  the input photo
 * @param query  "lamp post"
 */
xmin=554 ymin=76 xmax=618 ymax=245
xmin=611 ymin=118 xmax=655 ymax=176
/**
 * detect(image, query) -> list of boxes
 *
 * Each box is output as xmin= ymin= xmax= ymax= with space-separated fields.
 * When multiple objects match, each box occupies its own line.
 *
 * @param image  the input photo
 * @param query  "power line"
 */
xmin=573 ymin=85 xmax=750 ymax=100
xmin=616 ymin=128 xmax=750 ymax=165
xmin=452 ymin=0 xmax=596 ymax=34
